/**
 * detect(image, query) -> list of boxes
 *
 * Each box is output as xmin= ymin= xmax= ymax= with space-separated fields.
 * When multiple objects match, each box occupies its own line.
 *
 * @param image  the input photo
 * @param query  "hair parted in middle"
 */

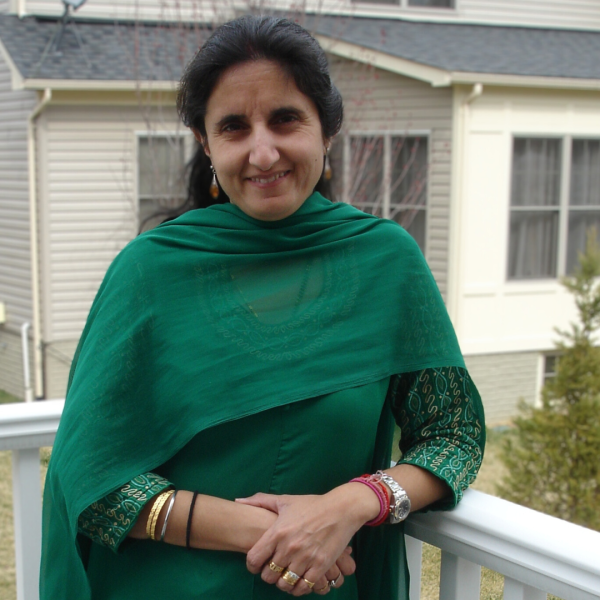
xmin=177 ymin=15 xmax=344 ymax=141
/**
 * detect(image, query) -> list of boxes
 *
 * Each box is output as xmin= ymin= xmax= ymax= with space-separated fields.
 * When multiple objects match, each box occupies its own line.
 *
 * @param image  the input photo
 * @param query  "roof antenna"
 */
xmin=32 ymin=0 xmax=90 ymax=77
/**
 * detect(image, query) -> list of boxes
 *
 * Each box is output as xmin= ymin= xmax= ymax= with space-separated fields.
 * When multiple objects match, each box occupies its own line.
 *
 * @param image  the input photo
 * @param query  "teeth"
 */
xmin=250 ymin=172 xmax=287 ymax=184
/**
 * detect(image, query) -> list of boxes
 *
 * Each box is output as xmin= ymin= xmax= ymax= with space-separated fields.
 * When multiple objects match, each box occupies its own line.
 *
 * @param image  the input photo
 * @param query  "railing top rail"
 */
xmin=0 ymin=399 xmax=64 ymax=451
xmin=406 ymin=489 xmax=600 ymax=600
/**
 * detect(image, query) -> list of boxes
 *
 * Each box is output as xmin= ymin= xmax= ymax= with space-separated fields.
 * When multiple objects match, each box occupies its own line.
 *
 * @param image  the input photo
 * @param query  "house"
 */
xmin=1 ymin=0 xmax=599 ymax=424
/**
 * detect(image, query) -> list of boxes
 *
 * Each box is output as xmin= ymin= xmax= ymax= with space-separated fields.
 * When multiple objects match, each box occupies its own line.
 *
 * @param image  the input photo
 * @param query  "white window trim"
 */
xmin=351 ymin=0 xmax=456 ymax=10
xmin=135 ymin=130 xmax=194 ymax=228
xmin=340 ymin=129 xmax=431 ymax=255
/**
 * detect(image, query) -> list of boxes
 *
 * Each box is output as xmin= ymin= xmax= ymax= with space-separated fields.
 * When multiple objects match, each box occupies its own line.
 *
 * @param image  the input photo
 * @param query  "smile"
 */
xmin=248 ymin=171 xmax=289 ymax=184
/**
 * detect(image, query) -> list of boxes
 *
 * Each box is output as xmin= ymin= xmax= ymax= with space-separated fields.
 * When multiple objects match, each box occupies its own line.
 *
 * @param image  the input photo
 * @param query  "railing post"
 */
xmin=439 ymin=551 xmax=481 ymax=600
xmin=504 ymin=577 xmax=547 ymax=600
xmin=405 ymin=535 xmax=422 ymax=600
xmin=12 ymin=448 xmax=42 ymax=600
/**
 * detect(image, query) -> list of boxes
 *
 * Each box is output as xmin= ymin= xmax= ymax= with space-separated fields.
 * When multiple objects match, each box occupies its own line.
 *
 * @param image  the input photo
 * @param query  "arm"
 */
xmin=241 ymin=367 xmax=484 ymax=596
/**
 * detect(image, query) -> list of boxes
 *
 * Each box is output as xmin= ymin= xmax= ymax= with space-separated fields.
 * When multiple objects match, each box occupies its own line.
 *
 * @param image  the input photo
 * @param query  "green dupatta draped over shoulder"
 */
xmin=41 ymin=193 xmax=465 ymax=599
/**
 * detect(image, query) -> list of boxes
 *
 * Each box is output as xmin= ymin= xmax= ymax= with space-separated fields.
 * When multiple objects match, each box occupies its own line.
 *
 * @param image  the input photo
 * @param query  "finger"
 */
xmin=246 ymin=531 xmax=278 ymax=574
xmin=313 ymin=577 xmax=331 ymax=596
xmin=335 ymin=550 xmax=356 ymax=576
xmin=235 ymin=493 xmax=279 ymax=511
xmin=276 ymin=566 xmax=308 ymax=596
xmin=321 ymin=566 xmax=344 ymax=591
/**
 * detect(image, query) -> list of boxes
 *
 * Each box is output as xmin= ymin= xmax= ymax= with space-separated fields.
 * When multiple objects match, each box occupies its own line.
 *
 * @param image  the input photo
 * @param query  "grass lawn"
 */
xmin=0 ymin=425 xmax=524 ymax=600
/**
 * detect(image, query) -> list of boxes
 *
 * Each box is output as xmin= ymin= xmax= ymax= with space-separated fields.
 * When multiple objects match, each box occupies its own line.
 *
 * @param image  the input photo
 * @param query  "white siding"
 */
xmin=0 ymin=1 xmax=9 ymax=14
xmin=453 ymin=85 xmax=600 ymax=357
xmin=0 ymin=329 xmax=32 ymax=399
xmin=22 ymin=1 xmax=600 ymax=30
xmin=331 ymin=57 xmax=453 ymax=295
xmin=0 ymin=55 xmax=37 ymax=334
xmin=465 ymin=351 xmax=538 ymax=425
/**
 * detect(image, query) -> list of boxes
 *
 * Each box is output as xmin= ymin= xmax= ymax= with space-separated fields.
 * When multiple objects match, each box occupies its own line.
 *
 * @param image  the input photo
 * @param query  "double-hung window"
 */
xmin=508 ymin=137 xmax=600 ymax=279
xmin=330 ymin=134 xmax=428 ymax=253
xmin=138 ymin=135 xmax=189 ymax=232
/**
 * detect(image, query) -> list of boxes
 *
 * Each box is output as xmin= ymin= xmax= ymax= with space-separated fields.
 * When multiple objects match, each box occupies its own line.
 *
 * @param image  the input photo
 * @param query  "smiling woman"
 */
xmin=40 ymin=15 xmax=484 ymax=600
xmin=197 ymin=60 xmax=328 ymax=221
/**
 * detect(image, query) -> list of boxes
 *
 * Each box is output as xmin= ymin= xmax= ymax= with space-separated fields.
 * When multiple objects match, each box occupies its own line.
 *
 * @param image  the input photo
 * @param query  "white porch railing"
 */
xmin=1 ymin=401 xmax=599 ymax=600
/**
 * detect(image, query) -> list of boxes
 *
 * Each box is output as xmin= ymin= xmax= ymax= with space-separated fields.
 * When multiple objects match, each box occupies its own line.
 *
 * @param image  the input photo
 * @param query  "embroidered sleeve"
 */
xmin=77 ymin=472 xmax=173 ymax=552
xmin=390 ymin=366 xmax=485 ymax=510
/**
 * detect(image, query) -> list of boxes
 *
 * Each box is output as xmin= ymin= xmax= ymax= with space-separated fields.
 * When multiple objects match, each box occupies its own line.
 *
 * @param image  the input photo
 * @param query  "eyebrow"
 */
xmin=213 ymin=106 xmax=307 ymax=130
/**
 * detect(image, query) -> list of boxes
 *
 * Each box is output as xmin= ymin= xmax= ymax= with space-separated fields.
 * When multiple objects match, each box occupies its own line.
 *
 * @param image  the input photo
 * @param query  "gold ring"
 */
xmin=329 ymin=572 xmax=342 ymax=588
xmin=269 ymin=561 xmax=284 ymax=573
xmin=304 ymin=578 xmax=315 ymax=589
xmin=317 ymin=584 xmax=329 ymax=592
xmin=281 ymin=570 xmax=301 ymax=586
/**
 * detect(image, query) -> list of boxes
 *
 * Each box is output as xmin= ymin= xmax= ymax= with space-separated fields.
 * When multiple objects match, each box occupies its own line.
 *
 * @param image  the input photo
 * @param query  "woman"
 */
xmin=41 ymin=15 xmax=485 ymax=600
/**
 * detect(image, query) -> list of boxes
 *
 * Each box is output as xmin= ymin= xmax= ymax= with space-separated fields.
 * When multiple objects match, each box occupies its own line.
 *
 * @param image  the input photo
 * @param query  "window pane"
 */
xmin=409 ymin=0 xmax=453 ymax=6
xmin=139 ymin=197 xmax=183 ymax=232
xmin=390 ymin=136 xmax=427 ymax=208
xmin=348 ymin=136 xmax=384 ymax=217
xmin=511 ymin=138 xmax=561 ymax=207
xmin=353 ymin=0 xmax=398 ymax=3
xmin=508 ymin=211 xmax=559 ymax=279
xmin=395 ymin=209 xmax=426 ymax=253
xmin=139 ymin=136 xmax=185 ymax=199
xmin=566 ymin=210 xmax=600 ymax=273
xmin=570 ymin=140 xmax=600 ymax=206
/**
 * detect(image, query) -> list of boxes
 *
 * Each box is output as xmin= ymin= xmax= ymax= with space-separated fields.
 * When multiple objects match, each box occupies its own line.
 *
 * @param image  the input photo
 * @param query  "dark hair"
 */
xmin=178 ymin=15 xmax=343 ymax=139
xmin=175 ymin=15 xmax=343 ymax=209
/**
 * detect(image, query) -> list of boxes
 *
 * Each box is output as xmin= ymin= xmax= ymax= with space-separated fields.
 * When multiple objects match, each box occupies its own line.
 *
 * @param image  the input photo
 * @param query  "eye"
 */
xmin=221 ymin=122 xmax=244 ymax=133
xmin=273 ymin=112 xmax=300 ymax=126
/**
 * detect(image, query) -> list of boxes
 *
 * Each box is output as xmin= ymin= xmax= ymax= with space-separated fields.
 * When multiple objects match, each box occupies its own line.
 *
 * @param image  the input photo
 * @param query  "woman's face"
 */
xmin=198 ymin=60 xmax=328 ymax=222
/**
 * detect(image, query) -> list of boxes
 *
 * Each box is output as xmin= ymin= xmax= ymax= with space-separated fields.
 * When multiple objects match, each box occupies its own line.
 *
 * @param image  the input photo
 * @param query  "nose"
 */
xmin=248 ymin=127 xmax=280 ymax=171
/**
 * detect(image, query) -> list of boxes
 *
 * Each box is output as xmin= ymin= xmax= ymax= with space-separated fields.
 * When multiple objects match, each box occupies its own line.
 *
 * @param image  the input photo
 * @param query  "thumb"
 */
xmin=235 ymin=492 xmax=280 ymax=512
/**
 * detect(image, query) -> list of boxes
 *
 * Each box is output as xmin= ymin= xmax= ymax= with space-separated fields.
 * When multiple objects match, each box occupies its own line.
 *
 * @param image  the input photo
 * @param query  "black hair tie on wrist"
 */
xmin=186 ymin=491 xmax=200 ymax=550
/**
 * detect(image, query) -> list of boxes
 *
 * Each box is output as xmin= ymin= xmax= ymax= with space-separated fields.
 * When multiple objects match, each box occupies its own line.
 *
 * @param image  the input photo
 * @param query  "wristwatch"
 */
xmin=376 ymin=471 xmax=411 ymax=524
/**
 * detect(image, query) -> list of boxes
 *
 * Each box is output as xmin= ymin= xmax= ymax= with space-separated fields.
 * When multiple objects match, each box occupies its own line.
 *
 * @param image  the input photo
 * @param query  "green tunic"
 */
xmin=41 ymin=193 xmax=483 ymax=600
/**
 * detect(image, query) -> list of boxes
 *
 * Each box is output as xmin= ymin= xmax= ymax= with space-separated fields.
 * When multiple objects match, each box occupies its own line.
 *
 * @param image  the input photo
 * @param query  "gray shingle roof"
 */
xmin=1 ymin=13 xmax=600 ymax=83
xmin=0 ymin=14 xmax=207 ymax=81
xmin=311 ymin=15 xmax=600 ymax=80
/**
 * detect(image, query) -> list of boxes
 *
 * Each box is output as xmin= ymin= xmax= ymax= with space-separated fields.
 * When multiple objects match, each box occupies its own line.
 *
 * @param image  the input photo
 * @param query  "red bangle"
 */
xmin=350 ymin=475 xmax=390 ymax=526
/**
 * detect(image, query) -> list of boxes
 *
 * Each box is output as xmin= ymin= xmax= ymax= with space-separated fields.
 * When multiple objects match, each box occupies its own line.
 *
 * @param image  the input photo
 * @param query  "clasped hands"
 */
xmin=236 ymin=482 xmax=381 ymax=596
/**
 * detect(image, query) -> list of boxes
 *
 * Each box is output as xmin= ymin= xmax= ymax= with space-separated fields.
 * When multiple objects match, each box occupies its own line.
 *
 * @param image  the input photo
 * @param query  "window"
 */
xmin=508 ymin=137 xmax=600 ymax=279
xmin=138 ymin=135 xmax=188 ymax=232
xmin=330 ymin=134 xmax=428 ymax=253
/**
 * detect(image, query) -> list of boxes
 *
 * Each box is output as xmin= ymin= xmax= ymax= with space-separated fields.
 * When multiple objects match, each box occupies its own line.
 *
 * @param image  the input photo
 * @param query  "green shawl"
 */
xmin=41 ymin=192 xmax=464 ymax=599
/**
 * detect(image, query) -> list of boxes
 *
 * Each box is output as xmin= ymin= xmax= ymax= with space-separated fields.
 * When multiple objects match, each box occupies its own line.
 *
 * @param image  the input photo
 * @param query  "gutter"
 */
xmin=27 ymin=87 xmax=52 ymax=400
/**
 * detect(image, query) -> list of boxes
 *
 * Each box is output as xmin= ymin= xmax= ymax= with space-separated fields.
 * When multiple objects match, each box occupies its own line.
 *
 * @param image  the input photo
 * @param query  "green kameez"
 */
xmin=41 ymin=193 xmax=483 ymax=600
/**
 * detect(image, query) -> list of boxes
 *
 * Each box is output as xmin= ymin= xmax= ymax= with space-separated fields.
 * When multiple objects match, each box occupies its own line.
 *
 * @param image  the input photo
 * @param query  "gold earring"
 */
xmin=324 ymin=153 xmax=332 ymax=181
xmin=209 ymin=165 xmax=219 ymax=199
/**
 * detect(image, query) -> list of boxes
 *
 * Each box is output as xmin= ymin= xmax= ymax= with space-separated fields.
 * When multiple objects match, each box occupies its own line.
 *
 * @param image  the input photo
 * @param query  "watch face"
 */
xmin=391 ymin=495 xmax=411 ymax=523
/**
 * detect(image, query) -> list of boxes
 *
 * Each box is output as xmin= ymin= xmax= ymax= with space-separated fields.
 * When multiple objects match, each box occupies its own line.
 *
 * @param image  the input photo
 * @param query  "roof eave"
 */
xmin=316 ymin=34 xmax=600 ymax=91
xmin=22 ymin=79 xmax=179 ymax=91
xmin=0 ymin=37 xmax=25 ymax=90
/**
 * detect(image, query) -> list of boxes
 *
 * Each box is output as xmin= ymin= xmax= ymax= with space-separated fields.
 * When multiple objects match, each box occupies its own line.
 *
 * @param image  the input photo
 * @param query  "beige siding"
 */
xmin=23 ymin=0 xmax=234 ymax=21
xmin=331 ymin=58 xmax=453 ymax=296
xmin=465 ymin=351 xmax=539 ymax=426
xmin=0 ymin=55 xmax=37 ymax=334
xmin=37 ymin=103 xmax=184 ymax=395
xmin=458 ymin=0 xmax=600 ymax=29
xmin=0 ymin=328 xmax=32 ymax=399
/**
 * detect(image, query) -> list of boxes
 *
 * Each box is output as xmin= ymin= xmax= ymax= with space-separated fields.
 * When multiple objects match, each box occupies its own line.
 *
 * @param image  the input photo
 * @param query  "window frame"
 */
xmin=135 ymin=131 xmax=194 ymax=233
xmin=507 ymin=134 xmax=600 ymax=281
xmin=337 ymin=129 xmax=430 ymax=255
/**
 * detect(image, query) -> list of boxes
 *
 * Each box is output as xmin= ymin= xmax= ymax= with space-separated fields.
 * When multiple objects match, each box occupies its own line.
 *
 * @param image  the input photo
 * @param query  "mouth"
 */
xmin=248 ymin=171 xmax=290 ymax=185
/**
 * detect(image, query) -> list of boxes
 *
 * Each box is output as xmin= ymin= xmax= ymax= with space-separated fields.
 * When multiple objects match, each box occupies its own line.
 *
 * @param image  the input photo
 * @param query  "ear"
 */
xmin=191 ymin=127 xmax=210 ymax=156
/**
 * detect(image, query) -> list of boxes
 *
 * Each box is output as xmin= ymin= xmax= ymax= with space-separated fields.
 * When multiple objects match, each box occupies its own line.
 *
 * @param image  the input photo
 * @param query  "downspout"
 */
xmin=20 ymin=323 xmax=33 ymax=402
xmin=17 ymin=0 xmax=26 ymax=18
xmin=447 ymin=83 xmax=483 ymax=327
xmin=27 ymin=87 xmax=52 ymax=400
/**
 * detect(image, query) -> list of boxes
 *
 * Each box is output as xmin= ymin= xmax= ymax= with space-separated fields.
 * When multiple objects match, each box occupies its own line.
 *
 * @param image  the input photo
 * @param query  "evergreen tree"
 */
xmin=497 ymin=230 xmax=600 ymax=531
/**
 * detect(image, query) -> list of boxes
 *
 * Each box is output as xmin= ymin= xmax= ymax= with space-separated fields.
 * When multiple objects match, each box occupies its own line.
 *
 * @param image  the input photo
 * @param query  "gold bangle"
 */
xmin=146 ymin=491 xmax=174 ymax=540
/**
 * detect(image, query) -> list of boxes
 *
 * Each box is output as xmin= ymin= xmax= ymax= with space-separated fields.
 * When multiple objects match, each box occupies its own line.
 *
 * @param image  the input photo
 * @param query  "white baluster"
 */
xmin=405 ymin=535 xmax=423 ymax=600
xmin=12 ymin=448 xmax=42 ymax=600
xmin=439 ymin=551 xmax=481 ymax=600
xmin=504 ymin=577 xmax=547 ymax=600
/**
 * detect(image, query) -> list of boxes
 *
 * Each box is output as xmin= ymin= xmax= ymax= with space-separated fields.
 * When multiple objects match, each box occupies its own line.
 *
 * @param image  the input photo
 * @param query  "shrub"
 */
xmin=497 ymin=230 xmax=600 ymax=531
